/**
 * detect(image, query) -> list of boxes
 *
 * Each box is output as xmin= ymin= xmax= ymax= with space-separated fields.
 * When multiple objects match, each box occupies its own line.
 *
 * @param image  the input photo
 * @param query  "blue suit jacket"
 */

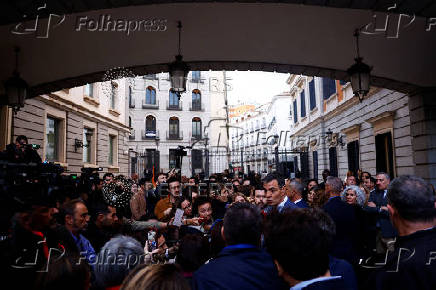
xmin=295 ymin=199 xmax=309 ymax=208
xmin=323 ymin=196 xmax=359 ymax=264
xmin=364 ymin=189 xmax=397 ymax=238
xmin=263 ymin=198 xmax=298 ymax=214
xmin=193 ymin=246 xmax=284 ymax=290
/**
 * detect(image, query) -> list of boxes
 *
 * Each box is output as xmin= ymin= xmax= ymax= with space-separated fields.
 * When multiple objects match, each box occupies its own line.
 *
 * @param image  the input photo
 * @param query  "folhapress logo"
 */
xmin=75 ymin=15 xmax=167 ymax=35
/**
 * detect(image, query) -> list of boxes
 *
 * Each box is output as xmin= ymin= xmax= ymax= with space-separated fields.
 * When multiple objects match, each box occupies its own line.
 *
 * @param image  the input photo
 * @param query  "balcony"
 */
xmin=141 ymin=129 xmax=160 ymax=140
xmin=167 ymin=100 xmax=183 ymax=110
xmin=166 ymin=130 xmax=183 ymax=140
xmin=129 ymin=98 xmax=135 ymax=108
xmin=142 ymin=100 xmax=159 ymax=109
xmin=191 ymin=133 xmax=202 ymax=140
xmin=144 ymin=74 xmax=158 ymax=80
xmin=191 ymin=72 xmax=203 ymax=83
xmin=191 ymin=77 xmax=204 ymax=83
xmin=189 ymin=102 xmax=204 ymax=111
xmin=129 ymin=129 xmax=135 ymax=140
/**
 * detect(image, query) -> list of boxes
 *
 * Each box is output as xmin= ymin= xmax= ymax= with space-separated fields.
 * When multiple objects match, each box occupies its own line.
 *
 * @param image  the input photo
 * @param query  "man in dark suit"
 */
xmin=323 ymin=176 xmax=359 ymax=265
xmin=262 ymin=172 xmax=298 ymax=215
xmin=264 ymin=209 xmax=346 ymax=289
xmin=318 ymin=169 xmax=330 ymax=190
xmin=367 ymin=175 xmax=436 ymax=290
xmin=365 ymin=172 xmax=397 ymax=254
xmin=288 ymin=179 xmax=309 ymax=208
xmin=193 ymin=203 xmax=283 ymax=290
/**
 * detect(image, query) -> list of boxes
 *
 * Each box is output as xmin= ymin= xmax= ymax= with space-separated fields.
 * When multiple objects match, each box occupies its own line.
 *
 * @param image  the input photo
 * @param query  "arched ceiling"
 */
xmin=0 ymin=1 xmax=435 ymax=96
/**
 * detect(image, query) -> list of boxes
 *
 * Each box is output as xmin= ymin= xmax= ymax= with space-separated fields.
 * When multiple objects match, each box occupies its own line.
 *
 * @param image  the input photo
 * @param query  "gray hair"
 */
xmin=376 ymin=172 xmax=390 ymax=181
xmin=95 ymin=235 xmax=144 ymax=288
xmin=341 ymin=185 xmax=366 ymax=207
xmin=290 ymin=180 xmax=304 ymax=195
xmin=387 ymin=175 xmax=436 ymax=222
xmin=326 ymin=176 xmax=343 ymax=193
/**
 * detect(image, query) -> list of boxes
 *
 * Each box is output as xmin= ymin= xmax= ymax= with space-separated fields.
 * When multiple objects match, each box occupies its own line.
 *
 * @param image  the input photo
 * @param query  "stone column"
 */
xmin=408 ymin=88 xmax=436 ymax=187
xmin=0 ymin=105 xmax=12 ymax=150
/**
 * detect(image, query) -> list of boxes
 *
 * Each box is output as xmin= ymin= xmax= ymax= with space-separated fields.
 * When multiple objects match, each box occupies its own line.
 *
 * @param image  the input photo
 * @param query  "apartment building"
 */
xmin=286 ymin=75 xmax=414 ymax=182
xmin=127 ymin=71 xmax=214 ymax=178
xmin=10 ymin=80 xmax=130 ymax=175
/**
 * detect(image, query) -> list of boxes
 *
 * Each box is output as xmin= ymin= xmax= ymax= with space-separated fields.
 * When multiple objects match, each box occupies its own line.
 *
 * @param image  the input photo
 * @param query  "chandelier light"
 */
xmin=169 ymin=21 xmax=189 ymax=94
xmin=347 ymin=29 xmax=372 ymax=102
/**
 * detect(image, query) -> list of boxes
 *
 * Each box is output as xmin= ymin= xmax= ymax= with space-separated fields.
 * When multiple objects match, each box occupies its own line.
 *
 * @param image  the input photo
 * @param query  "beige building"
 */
xmin=286 ymin=75 xmax=414 ymax=182
xmin=230 ymin=103 xmax=268 ymax=173
xmin=8 ymin=80 xmax=130 ymax=175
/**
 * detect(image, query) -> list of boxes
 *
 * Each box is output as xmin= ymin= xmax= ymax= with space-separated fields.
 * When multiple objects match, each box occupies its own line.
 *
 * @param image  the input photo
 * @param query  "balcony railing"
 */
xmin=191 ymin=77 xmax=203 ymax=83
xmin=167 ymin=100 xmax=183 ymax=110
xmin=166 ymin=130 xmax=183 ymax=140
xmin=142 ymin=100 xmax=159 ymax=109
xmin=144 ymin=74 xmax=158 ymax=80
xmin=141 ymin=129 xmax=160 ymax=140
xmin=129 ymin=129 xmax=135 ymax=140
xmin=191 ymin=133 xmax=202 ymax=140
xmin=129 ymin=98 xmax=135 ymax=108
xmin=189 ymin=102 xmax=204 ymax=111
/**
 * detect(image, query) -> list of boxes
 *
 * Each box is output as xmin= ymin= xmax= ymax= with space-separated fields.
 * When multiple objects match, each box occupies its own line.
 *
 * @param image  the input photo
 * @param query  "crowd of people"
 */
xmin=1 ymin=145 xmax=436 ymax=290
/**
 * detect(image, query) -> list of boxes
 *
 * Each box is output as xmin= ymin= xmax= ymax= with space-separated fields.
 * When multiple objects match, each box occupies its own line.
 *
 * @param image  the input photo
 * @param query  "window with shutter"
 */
xmin=312 ymin=151 xmax=318 ymax=180
xmin=300 ymin=152 xmax=309 ymax=180
xmin=309 ymin=80 xmax=316 ymax=110
xmin=347 ymin=140 xmax=360 ymax=177
xmin=293 ymin=100 xmax=298 ymax=123
xmin=322 ymin=78 xmax=336 ymax=100
xmin=300 ymin=90 xmax=306 ymax=117
xmin=329 ymin=147 xmax=338 ymax=177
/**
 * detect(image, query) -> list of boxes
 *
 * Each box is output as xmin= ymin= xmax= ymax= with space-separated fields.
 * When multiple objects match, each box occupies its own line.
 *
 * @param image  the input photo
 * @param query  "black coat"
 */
xmin=366 ymin=227 xmax=436 ymax=290
xmin=353 ymin=204 xmax=377 ymax=257
xmin=323 ymin=196 xmax=359 ymax=265
xmin=364 ymin=189 xmax=397 ymax=238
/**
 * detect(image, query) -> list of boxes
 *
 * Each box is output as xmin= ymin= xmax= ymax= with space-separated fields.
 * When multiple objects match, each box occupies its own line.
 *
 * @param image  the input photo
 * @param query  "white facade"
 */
xmin=264 ymin=94 xmax=295 ymax=172
xmin=127 ymin=72 xmax=214 ymax=177
xmin=230 ymin=104 xmax=268 ymax=173
xmin=207 ymin=71 xmax=230 ymax=175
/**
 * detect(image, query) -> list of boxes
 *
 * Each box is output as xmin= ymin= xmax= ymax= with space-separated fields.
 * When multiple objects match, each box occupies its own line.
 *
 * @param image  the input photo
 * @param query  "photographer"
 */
xmin=3 ymin=135 xmax=42 ymax=163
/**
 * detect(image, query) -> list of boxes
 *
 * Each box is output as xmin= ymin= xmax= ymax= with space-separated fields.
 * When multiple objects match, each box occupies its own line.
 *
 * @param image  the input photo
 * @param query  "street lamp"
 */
xmin=3 ymin=47 xmax=29 ymax=114
xmin=169 ymin=21 xmax=189 ymax=94
xmin=347 ymin=29 xmax=372 ymax=102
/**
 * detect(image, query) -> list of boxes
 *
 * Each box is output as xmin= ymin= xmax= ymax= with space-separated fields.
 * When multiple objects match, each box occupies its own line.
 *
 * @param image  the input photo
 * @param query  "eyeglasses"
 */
xmin=170 ymin=185 xmax=181 ymax=190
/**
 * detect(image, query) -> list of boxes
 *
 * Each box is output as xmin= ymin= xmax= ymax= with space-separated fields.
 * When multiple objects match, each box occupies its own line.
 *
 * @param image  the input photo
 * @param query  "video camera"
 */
xmin=175 ymin=146 xmax=188 ymax=157
xmin=80 ymin=166 xmax=103 ymax=190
